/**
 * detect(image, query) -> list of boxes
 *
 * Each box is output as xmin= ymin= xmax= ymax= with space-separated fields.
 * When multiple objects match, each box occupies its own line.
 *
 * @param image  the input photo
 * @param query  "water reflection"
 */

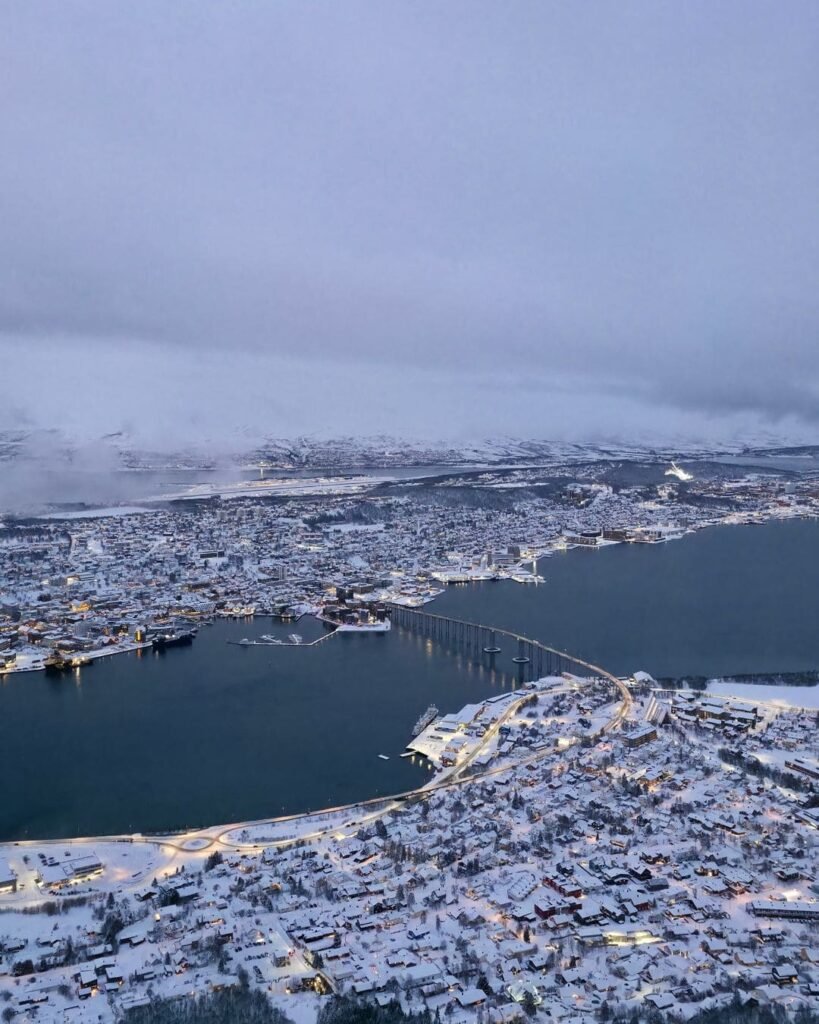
xmin=0 ymin=615 xmax=518 ymax=840
xmin=4 ymin=518 xmax=817 ymax=840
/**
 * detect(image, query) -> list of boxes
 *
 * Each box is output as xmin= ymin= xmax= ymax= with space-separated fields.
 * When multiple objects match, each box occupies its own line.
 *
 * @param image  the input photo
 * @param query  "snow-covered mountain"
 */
xmin=2 ymin=428 xmax=818 ymax=474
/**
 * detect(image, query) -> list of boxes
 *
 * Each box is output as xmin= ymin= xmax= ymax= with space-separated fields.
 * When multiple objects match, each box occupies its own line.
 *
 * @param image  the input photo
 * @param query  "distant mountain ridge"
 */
xmin=1 ymin=428 xmax=818 ymax=473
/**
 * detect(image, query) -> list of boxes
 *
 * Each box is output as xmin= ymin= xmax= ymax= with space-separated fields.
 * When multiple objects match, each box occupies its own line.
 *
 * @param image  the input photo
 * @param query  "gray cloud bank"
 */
xmin=1 ymin=1 xmax=818 ymax=446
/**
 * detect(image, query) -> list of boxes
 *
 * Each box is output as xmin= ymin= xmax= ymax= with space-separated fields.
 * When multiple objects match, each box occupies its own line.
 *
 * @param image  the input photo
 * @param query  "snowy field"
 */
xmin=706 ymin=680 xmax=819 ymax=709
xmin=36 ymin=505 xmax=152 ymax=520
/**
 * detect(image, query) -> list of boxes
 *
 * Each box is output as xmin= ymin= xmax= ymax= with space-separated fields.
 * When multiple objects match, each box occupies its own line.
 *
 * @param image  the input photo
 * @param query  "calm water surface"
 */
xmin=2 ymin=518 xmax=817 ymax=840
xmin=434 ymin=518 xmax=819 ymax=678
xmin=0 ymin=619 xmax=515 ymax=840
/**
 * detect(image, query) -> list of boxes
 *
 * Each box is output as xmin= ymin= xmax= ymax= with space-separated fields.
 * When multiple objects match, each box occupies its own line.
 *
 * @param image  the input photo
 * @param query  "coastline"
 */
xmin=3 ymin=504 xmax=816 ymax=680
xmin=0 ymin=622 xmax=628 ymax=860
xmin=0 ymin=666 xmax=814 ymax=890
xmin=3 ymin=516 xmax=814 ymax=843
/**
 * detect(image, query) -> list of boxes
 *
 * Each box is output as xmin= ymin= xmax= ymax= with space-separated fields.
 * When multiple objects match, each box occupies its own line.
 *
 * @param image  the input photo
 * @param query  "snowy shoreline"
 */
xmin=705 ymin=679 xmax=819 ymax=710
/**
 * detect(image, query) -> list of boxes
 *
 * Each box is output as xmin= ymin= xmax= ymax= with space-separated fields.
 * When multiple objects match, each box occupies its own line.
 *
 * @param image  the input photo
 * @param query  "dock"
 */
xmin=227 ymin=630 xmax=338 ymax=649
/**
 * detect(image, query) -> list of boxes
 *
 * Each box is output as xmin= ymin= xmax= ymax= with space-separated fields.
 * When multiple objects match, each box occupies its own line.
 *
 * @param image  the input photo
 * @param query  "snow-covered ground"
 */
xmin=706 ymin=680 xmax=819 ymax=709
xmin=36 ymin=506 xmax=153 ymax=521
xmin=0 ymin=679 xmax=817 ymax=1024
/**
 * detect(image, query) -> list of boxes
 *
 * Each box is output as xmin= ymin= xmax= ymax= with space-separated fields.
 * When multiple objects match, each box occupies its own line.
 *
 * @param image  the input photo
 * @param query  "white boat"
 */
xmin=412 ymin=705 xmax=440 ymax=737
xmin=288 ymin=633 xmax=303 ymax=644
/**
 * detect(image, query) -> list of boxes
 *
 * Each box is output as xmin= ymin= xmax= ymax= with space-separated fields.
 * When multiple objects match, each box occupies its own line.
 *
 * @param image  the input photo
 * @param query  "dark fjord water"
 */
xmin=435 ymin=518 xmax=819 ymax=680
xmin=0 ymin=619 xmax=516 ymax=840
xmin=1 ymin=518 xmax=817 ymax=840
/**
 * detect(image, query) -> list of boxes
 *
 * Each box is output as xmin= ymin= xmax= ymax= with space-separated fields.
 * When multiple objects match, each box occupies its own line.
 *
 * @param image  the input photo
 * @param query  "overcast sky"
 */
xmin=2 ymin=1 xmax=818 ymax=447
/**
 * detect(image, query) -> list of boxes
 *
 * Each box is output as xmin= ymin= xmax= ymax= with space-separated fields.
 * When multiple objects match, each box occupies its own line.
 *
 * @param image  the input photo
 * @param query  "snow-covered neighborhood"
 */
xmin=2 ymin=453 xmax=819 ymax=676
xmin=4 ymin=0 xmax=819 ymax=1013
xmin=0 ymin=668 xmax=817 ymax=1022
xmin=1 ymin=447 xmax=819 ymax=1023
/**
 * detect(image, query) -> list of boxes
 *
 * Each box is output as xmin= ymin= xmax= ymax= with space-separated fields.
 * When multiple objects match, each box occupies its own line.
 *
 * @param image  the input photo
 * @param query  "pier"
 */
xmin=227 ymin=629 xmax=338 ymax=649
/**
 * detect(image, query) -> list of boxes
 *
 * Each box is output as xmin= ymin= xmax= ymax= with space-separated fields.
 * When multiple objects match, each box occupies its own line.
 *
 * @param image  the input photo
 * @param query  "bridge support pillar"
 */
xmin=483 ymin=629 xmax=501 ymax=656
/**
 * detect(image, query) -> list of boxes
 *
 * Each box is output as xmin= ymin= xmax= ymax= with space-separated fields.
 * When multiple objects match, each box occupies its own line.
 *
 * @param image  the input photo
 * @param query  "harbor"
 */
xmin=227 ymin=627 xmax=336 ymax=648
xmin=0 ymin=614 xmax=519 ymax=841
xmin=225 ymin=606 xmax=393 ymax=648
xmin=1 ymin=518 xmax=819 ymax=840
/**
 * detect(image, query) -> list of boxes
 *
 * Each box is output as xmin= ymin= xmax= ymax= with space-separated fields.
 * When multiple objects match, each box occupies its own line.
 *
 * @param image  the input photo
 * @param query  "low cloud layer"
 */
xmin=2 ymin=2 xmax=818 ymax=446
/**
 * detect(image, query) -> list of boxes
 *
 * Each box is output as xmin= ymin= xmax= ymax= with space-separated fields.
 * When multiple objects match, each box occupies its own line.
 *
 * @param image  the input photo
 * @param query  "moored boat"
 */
xmin=411 ymin=704 xmax=440 ymax=737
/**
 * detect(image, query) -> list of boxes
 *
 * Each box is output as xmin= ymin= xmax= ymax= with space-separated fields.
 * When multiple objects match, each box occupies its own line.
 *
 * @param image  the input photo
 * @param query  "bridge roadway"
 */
xmin=388 ymin=604 xmax=632 ymax=728
xmin=5 ymin=610 xmax=632 ymax=890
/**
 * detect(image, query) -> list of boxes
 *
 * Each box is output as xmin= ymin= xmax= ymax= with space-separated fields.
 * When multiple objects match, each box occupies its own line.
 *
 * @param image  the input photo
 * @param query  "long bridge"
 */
xmin=388 ymin=603 xmax=629 ymax=710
